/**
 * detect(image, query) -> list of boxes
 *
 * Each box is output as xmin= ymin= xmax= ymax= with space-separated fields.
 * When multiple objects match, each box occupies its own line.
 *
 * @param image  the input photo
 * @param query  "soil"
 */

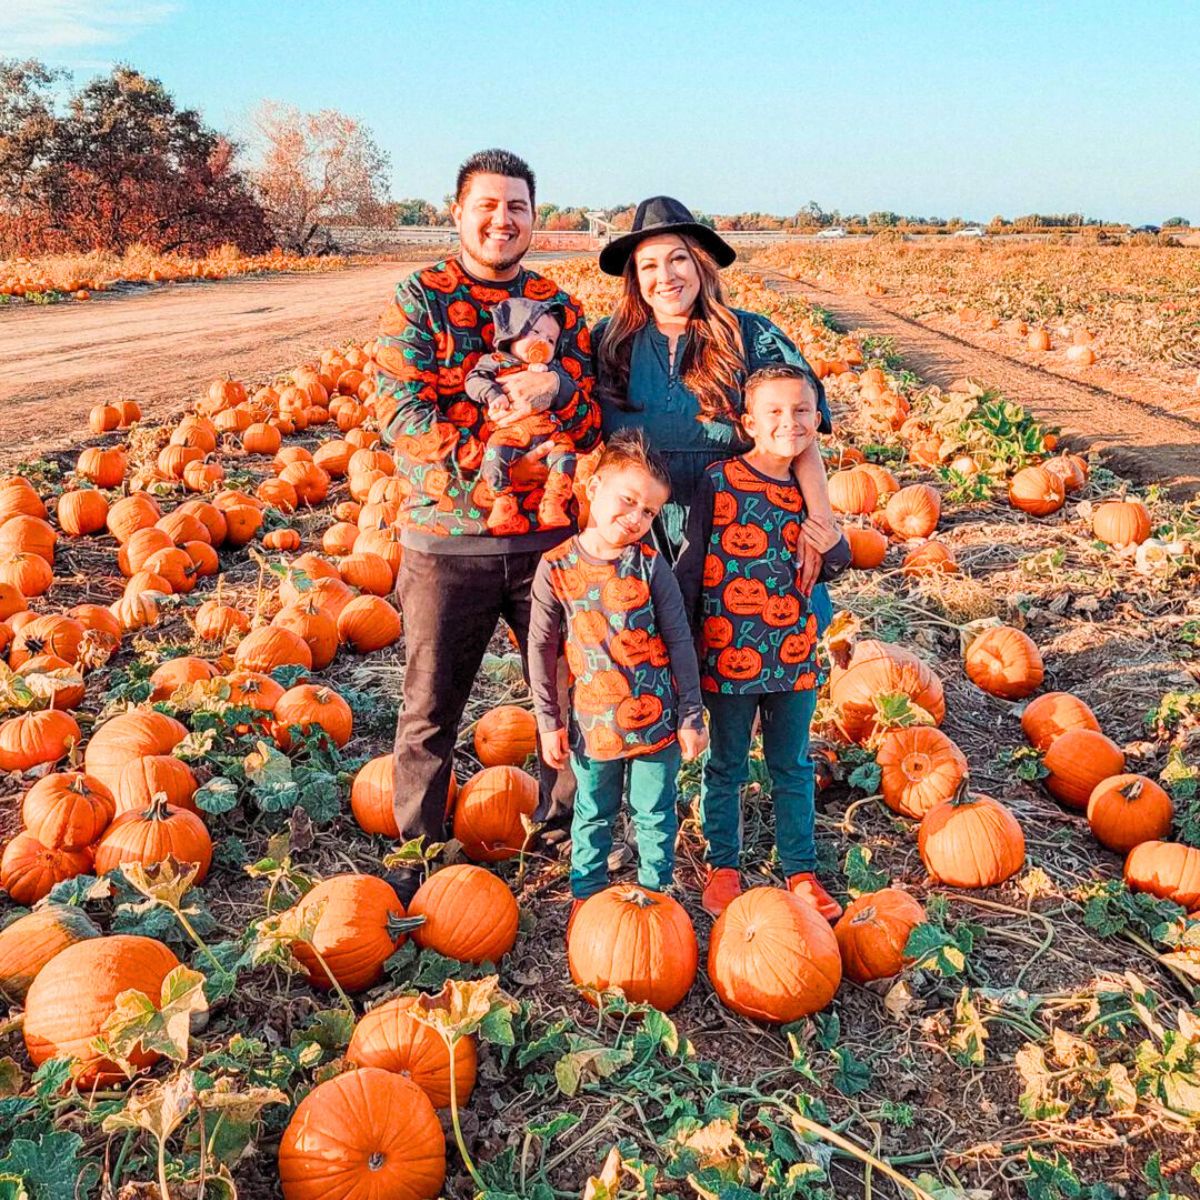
xmin=764 ymin=273 xmax=1200 ymax=499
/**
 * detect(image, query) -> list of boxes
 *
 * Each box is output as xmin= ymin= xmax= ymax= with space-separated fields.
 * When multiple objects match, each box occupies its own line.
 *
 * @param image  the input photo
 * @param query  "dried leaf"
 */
xmin=95 ymin=965 xmax=209 ymax=1075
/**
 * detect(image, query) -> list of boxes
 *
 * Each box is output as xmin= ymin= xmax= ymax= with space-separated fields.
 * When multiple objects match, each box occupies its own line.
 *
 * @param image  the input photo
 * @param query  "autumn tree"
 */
xmin=249 ymin=103 xmax=390 ymax=251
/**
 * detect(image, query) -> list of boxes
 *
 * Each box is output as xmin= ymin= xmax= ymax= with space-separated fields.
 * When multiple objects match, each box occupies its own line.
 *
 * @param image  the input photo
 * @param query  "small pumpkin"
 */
xmin=1087 ymin=774 xmax=1173 ymax=854
xmin=846 ymin=526 xmax=888 ymax=569
xmin=707 ymin=888 xmax=842 ymax=1023
xmin=827 ymin=469 xmax=878 ymax=515
xmin=409 ymin=864 xmax=520 ymax=964
xmin=901 ymin=540 xmax=958 ymax=576
xmin=834 ymin=888 xmax=926 ymax=983
xmin=474 ymin=705 xmax=537 ymax=767
xmin=273 ymin=598 xmax=339 ymax=670
xmin=1 ymin=833 xmax=93 ymax=904
xmin=1008 ymin=465 xmax=1066 ymax=516
xmin=964 ymin=625 xmax=1044 ymax=700
xmin=93 ymin=794 xmax=213 ymax=882
xmin=1020 ymin=691 xmax=1100 ymax=752
xmin=233 ymin=625 xmax=313 ymax=675
xmin=21 ymin=771 xmax=114 ymax=849
xmin=568 ymin=885 xmax=698 ymax=1010
xmin=84 ymin=708 xmax=187 ymax=794
xmin=876 ymin=726 xmax=969 ymax=819
xmin=0 ymin=708 xmax=81 ymax=773
xmin=885 ymin=484 xmax=941 ymax=539
xmin=1043 ymin=728 xmax=1125 ymax=810
xmin=148 ymin=655 xmax=217 ymax=701
xmin=1093 ymin=500 xmax=1151 ymax=547
xmin=1123 ymin=841 xmax=1200 ymax=911
xmin=57 ymin=489 xmax=109 ymax=536
xmin=274 ymin=684 xmax=353 ymax=748
xmin=453 ymin=765 xmax=539 ymax=862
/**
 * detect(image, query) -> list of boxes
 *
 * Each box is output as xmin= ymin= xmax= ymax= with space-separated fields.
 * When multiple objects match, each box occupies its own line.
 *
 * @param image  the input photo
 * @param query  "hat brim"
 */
xmin=598 ymin=222 xmax=738 ymax=276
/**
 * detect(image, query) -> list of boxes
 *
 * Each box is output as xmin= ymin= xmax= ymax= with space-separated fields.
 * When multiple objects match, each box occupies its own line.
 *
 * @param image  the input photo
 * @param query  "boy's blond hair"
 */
xmin=595 ymin=429 xmax=672 ymax=493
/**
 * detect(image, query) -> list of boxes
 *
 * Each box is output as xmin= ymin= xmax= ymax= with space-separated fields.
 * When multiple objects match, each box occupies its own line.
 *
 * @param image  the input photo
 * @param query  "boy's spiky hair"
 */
xmin=455 ymin=148 xmax=536 ymax=206
xmin=595 ymin=428 xmax=672 ymax=493
xmin=743 ymin=362 xmax=819 ymax=405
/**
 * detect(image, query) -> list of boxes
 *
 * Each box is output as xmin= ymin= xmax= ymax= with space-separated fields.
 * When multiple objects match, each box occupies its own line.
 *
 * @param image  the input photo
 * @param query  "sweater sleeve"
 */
xmin=464 ymin=356 xmax=507 ymax=410
xmin=544 ymin=290 xmax=600 ymax=452
xmin=527 ymin=558 xmax=567 ymax=733
xmin=819 ymin=533 xmax=853 ymax=582
xmin=649 ymin=555 xmax=705 ymax=732
xmin=744 ymin=312 xmax=833 ymax=434
xmin=675 ymin=469 xmax=716 ymax=636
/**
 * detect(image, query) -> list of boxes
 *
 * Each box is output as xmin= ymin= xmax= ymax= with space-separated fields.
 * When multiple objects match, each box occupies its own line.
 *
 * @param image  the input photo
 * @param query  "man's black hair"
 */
xmin=455 ymin=148 xmax=536 ymax=207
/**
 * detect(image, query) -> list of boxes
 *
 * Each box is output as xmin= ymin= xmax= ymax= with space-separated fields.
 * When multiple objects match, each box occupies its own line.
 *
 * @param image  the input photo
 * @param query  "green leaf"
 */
xmin=846 ymin=760 xmax=881 ymax=794
xmin=194 ymin=775 xmax=240 ymax=815
xmin=904 ymin=922 xmax=967 ymax=977
xmin=842 ymin=845 xmax=887 ymax=898
xmin=291 ymin=1009 xmax=355 ymax=1051
xmin=554 ymin=1044 xmax=634 ymax=1097
xmin=528 ymin=1112 xmax=580 ymax=1140
xmin=829 ymin=1046 xmax=871 ymax=1096
xmin=0 ymin=1132 xmax=83 ymax=1200
xmin=30 ymin=1060 xmax=71 ymax=1103
xmin=479 ymin=1004 xmax=516 ymax=1048
xmin=813 ymin=1010 xmax=840 ymax=1051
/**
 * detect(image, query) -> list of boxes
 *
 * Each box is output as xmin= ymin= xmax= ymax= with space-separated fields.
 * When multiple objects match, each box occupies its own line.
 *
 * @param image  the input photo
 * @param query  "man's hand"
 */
xmin=493 ymin=369 xmax=558 ymax=426
xmin=678 ymin=725 xmax=710 ymax=762
xmin=510 ymin=440 xmax=553 ymax=488
xmin=797 ymin=529 xmax=824 ymax=595
xmin=541 ymin=726 xmax=570 ymax=771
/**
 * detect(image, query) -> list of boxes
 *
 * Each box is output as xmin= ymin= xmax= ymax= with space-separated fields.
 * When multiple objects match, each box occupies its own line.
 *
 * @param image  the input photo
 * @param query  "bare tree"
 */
xmin=249 ymin=102 xmax=390 ymax=252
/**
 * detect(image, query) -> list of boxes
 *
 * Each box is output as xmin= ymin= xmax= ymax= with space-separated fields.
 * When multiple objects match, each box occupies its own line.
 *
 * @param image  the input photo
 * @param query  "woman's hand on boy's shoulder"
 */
xmin=540 ymin=726 xmax=570 ymax=770
xmin=678 ymin=725 xmax=709 ymax=762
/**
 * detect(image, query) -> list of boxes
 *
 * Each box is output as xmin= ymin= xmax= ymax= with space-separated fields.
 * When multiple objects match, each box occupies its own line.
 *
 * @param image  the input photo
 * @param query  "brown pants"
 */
xmin=392 ymin=546 xmax=575 ymax=842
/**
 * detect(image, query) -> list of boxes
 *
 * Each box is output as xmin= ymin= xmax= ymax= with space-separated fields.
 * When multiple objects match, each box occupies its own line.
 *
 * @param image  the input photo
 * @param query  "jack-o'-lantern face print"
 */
xmin=780 ymin=630 xmax=816 ymax=664
xmin=610 ymin=628 xmax=651 ymax=668
xmin=571 ymin=609 xmax=609 ymax=646
xmin=616 ymin=693 xmax=663 ymax=730
xmin=712 ymin=490 xmax=739 ymax=527
xmin=721 ymin=523 xmax=769 ymax=559
xmin=762 ymin=593 xmax=801 ymax=628
xmin=446 ymin=400 xmax=477 ymax=426
xmin=647 ymin=635 xmax=669 ymax=667
xmin=703 ymin=615 xmax=734 ymax=649
xmin=601 ymin=575 xmax=650 ymax=612
xmin=723 ymin=576 xmax=767 ymax=615
xmin=703 ymin=554 xmax=724 ymax=587
xmin=766 ymin=482 xmax=802 ymax=512
xmin=717 ymin=646 xmax=763 ymax=681
xmin=565 ymin=642 xmax=587 ymax=679
xmin=585 ymin=725 xmax=626 ymax=758
xmin=781 ymin=520 xmax=800 ymax=553
xmin=575 ymin=669 xmax=631 ymax=715
xmin=723 ymin=459 xmax=769 ymax=492
xmin=551 ymin=562 xmax=589 ymax=601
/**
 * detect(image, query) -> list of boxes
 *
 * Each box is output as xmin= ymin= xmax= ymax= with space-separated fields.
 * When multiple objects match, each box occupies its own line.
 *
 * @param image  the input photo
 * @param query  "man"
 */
xmin=377 ymin=149 xmax=599 ymax=891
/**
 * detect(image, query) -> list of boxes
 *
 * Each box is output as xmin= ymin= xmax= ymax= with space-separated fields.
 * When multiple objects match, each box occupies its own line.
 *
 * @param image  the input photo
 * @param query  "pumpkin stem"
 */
xmin=1120 ymin=779 xmax=1144 ymax=801
xmin=621 ymin=887 xmax=657 ymax=908
xmin=145 ymin=791 xmax=174 ymax=819
xmin=387 ymin=913 xmax=427 ymax=938
xmin=948 ymin=775 xmax=973 ymax=807
xmin=368 ymin=1151 xmax=385 ymax=1171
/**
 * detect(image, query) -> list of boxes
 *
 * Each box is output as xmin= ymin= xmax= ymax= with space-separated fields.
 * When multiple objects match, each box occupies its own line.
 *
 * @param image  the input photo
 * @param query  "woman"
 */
xmin=592 ymin=195 xmax=839 ymax=628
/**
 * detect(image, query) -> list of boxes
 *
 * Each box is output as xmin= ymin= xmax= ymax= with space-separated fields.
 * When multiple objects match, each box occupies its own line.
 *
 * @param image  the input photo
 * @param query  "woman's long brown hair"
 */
xmin=596 ymin=235 xmax=746 ymax=422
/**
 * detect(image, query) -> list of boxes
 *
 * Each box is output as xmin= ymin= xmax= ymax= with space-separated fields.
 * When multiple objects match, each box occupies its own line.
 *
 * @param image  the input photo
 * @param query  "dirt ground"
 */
xmin=3 ymin=257 xmax=1198 ymax=496
xmin=763 ymin=273 xmax=1200 ymax=498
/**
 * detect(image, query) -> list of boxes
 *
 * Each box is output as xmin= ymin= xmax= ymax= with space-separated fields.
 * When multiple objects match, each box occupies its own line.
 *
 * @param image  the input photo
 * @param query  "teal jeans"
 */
xmin=701 ymin=690 xmax=818 ymax=877
xmin=569 ymin=743 xmax=681 ymax=899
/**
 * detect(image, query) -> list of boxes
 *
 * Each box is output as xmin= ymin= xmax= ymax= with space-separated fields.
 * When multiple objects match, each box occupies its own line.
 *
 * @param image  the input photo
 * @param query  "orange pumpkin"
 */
xmin=474 ymin=705 xmax=537 ymax=767
xmin=964 ymin=625 xmax=1044 ymax=700
xmin=21 ymin=771 xmax=114 ymax=849
xmin=834 ymin=888 xmax=926 ymax=983
xmin=1123 ymin=841 xmax=1200 ymax=911
xmin=1093 ymin=500 xmax=1152 ymax=547
xmin=452 ymin=765 xmax=538 ymax=862
xmin=274 ymin=684 xmax=353 ymax=748
xmin=1020 ymin=692 xmax=1100 ymax=752
xmin=93 ymin=795 xmax=213 ymax=882
xmin=115 ymin=755 xmax=199 ymax=815
xmin=337 ymin=594 xmax=402 ymax=652
xmin=876 ymin=726 xmax=969 ymax=819
xmin=409 ymin=864 xmax=520 ymax=964
xmin=918 ymin=791 xmax=1025 ymax=887
xmin=1008 ymin=465 xmax=1066 ymax=516
xmin=0 ymin=709 xmax=81 ymax=773
xmin=1 ymin=833 xmax=92 ymax=904
xmin=885 ymin=484 xmax=941 ymax=539
xmin=1087 ymin=774 xmax=1173 ymax=854
xmin=829 ymin=639 xmax=945 ymax=743
xmin=1043 ymin=728 xmax=1125 ymax=810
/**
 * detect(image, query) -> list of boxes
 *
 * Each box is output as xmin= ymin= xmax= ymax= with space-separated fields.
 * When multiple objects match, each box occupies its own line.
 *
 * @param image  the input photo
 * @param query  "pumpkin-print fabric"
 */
xmin=376 ymin=259 xmax=599 ymax=548
xmin=680 ymin=457 xmax=821 ymax=695
xmin=527 ymin=538 xmax=704 ymax=762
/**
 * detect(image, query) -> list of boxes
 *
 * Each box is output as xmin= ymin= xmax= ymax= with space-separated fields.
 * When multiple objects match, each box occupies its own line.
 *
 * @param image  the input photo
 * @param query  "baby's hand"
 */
xmin=678 ymin=725 xmax=709 ymax=762
xmin=541 ymin=727 xmax=570 ymax=771
xmin=487 ymin=395 xmax=514 ymax=422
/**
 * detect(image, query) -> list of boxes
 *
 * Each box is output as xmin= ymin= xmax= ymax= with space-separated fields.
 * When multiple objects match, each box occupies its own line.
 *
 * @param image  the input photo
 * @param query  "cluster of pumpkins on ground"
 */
xmin=0 ymin=310 xmax=1196 ymax=1196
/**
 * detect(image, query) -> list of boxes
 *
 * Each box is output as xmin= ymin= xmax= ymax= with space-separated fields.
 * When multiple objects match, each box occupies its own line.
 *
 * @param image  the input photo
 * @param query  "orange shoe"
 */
xmin=566 ymin=898 xmax=584 ymax=940
xmin=701 ymin=867 xmax=743 ymax=918
xmin=787 ymin=873 xmax=843 ymax=922
xmin=487 ymin=493 xmax=520 ymax=531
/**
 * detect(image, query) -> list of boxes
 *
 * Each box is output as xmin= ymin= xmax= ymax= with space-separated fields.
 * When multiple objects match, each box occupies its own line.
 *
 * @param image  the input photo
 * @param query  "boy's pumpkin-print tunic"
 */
xmin=527 ymin=538 xmax=704 ymax=761
xmin=677 ymin=457 xmax=822 ymax=695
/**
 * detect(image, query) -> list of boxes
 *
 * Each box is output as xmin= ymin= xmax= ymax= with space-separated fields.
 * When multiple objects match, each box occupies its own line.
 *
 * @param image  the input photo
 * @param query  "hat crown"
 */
xmin=632 ymin=195 xmax=697 ymax=234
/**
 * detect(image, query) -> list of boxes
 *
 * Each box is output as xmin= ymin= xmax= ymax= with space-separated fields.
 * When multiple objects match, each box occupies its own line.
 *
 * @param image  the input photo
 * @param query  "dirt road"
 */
xmin=3 ymin=259 xmax=1197 ymax=494
xmin=767 ymin=275 xmax=1200 ymax=497
xmin=0 ymin=262 xmax=420 ymax=467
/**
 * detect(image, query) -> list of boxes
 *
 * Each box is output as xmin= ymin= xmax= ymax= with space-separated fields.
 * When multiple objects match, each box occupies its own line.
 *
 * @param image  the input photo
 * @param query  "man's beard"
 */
xmin=464 ymin=233 xmax=528 ymax=271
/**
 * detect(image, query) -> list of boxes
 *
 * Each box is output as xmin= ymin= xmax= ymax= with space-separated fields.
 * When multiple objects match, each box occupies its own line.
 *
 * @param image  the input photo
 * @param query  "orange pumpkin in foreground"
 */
xmin=409 ymin=864 xmax=519 ymax=965
xmin=452 ymin=765 xmax=538 ymax=862
xmin=834 ymin=888 xmax=926 ymax=983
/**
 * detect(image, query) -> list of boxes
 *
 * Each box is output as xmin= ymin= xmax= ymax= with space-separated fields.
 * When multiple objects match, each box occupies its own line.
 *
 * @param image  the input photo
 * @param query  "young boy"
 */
xmin=527 ymin=430 xmax=709 ymax=915
xmin=676 ymin=364 xmax=851 ymax=920
xmin=465 ymin=297 xmax=578 ymax=531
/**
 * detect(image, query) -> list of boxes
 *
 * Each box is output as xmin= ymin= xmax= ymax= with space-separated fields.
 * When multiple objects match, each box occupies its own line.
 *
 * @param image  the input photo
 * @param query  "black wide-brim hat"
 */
xmin=599 ymin=196 xmax=737 ymax=276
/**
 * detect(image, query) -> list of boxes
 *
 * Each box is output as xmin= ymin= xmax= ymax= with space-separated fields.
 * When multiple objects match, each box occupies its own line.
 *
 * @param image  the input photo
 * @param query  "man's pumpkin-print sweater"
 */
xmin=376 ymin=258 xmax=600 ymax=555
xmin=527 ymin=537 xmax=705 ymax=762
xmin=676 ymin=457 xmax=852 ymax=695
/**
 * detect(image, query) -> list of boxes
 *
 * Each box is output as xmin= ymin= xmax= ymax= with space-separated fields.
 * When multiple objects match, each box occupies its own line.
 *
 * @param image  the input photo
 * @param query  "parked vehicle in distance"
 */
xmin=953 ymin=226 xmax=986 ymax=238
xmin=815 ymin=226 xmax=848 ymax=239
xmin=1131 ymin=224 xmax=1161 ymax=235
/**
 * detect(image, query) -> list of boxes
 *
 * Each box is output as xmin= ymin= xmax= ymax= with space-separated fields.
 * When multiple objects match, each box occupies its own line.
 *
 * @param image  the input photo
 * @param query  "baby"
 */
xmin=465 ymin=297 xmax=578 ymax=531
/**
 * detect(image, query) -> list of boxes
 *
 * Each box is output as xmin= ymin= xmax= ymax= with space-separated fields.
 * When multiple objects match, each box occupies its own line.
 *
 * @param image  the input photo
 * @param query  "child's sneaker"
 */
xmin=537 ymin=474 xmax=574 ymax=529
xmin=701 ymin=867 xmax=743 ymax=918
xmin=487 ymin=494 xmax=521 ymax=531
xmin=786 ymin=873 xmax=843 ymax=922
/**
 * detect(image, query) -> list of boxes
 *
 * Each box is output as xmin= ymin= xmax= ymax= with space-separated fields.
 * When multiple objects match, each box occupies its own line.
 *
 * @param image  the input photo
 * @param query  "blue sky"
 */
xmin=6 ymin=0 xmax=1199 ymax=223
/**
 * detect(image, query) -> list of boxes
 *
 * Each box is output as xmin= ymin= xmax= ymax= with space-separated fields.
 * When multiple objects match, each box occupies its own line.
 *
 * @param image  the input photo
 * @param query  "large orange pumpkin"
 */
xmin=829 ymin=640 xmax=945 ymax=743
xmin=21 ymin=770 xmax=114 ymax=849
xmin=1 ymin=833 xmax=92 ymax=903
xmin=115 ymin=755 xmax=199 ymax=814
xmin=474 ymin=705 xmax=537 ymax=767
xmin=707 ymin=888 xmax=842 ymax=1023
xmin=1042 ymin=728 xmax=1125 ymax=810
xmin=1093 ymin=500 xmax=1151 ymax=548
xmin=885 ymin=484 xmax=941 ymax=539
xmin=846 ymin=526 xmax=888 ymax=569
xmin=1008 ymin=465 xmax=1066 ymax=516
xmin=233 ymin=626 xmax=313 ymax=675
xmin=827 ymin=469 xmax=878 ymax=515
xmin=349 ymin=754 xmax=456 ymax=837
xmin=452 ymin=765 xmax=539 ymax=862
xmin=1123 ymin=841 xmax=1200 ymax=911
xmin=337 ymin=594 xmax=402 ymax=651
xmin=287 ymin=874 xmax=407 ymax=992
xmin=1087 ymin=775 xmax=1173 ymax=854
xmin=409 ymin=864 xmax=520 ymax=964
xmin=93 ymin=795 xmax=213 ymax=882
xmin=918 ymin=792 xmax=1025 ymax=888
xmin=0 ymin=904 xmax=100 ymax=1002
xmin=273 ymin=598 xmax=339 ymax=670
xmin=23 ymin=934 xmax=180 ymax=1085
xmin=964 ymin=625 xmax=1044 ymax=700
xmin=1020 ymin=692 xmax=1100 ymax=752
xmin=346 ymin=995 xmax=478 ymax=1109
xmin=277 ymin=1068 xmax=445 ymax=1200
xmin=876 ymin=726 xmax=969 ymax=819
xmin=83 ymin=708 xmax=188 ymax=794
xmin=834 ymin=888 xmax=926 ymax=983
xmin=568 ymin=886 xmax=698 ymax=1011
xmin=0 ymin=709 xmax=82 ymax=773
